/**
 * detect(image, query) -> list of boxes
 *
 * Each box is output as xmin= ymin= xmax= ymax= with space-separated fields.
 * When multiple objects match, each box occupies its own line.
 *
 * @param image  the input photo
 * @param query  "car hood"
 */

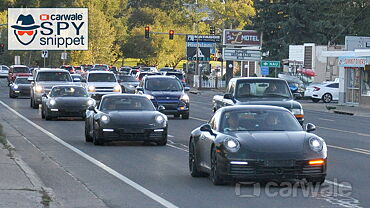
xmin=52 ymin=97 xmax=90 ymax=106
xmin=121 ymin=82 xmax=139 ymax=87
xmin=147 ymin=90 xmax=183 ymax=98
xmin=87 ymin=82 xmax=118 ymax=87
xmin=232 ymin=131 xmax=307 ymax=153
xmin=105 ymin=111 xmax=158 ymax=125
xmin=235 ymin=99 xmax=301 ymax=110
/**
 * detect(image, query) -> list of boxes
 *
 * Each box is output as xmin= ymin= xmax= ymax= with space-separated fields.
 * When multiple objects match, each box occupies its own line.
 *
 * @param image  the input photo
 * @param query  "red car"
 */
xmin=7 ymin=65 xmax=31 ymax=85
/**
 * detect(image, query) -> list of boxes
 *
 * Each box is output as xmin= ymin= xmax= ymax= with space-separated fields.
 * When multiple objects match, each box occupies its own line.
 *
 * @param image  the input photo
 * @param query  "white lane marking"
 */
xmin=324 ymin=180 xmax=352 ymax=189
xmin=168 ymin=135 xmax=174 ymax=138
xmin=318 ymin=118 xmax=334 ymax=122
xmin=190 ymin=117 xmax=208 ymax=122
xmin=318 ymin=126 xmax=370 ymax=137
xmin=167 ymin=144 xmax=189 ymax=153
xmin=0 ymin=100 xmax=178 ymax=208
xmin=353 ymin=148 xmax=370 ymax=153
xmin=327 ymin=145 xmax=370 ymax=155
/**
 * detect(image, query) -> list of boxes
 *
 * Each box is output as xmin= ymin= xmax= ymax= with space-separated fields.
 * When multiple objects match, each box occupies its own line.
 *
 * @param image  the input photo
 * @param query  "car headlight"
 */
xmin=13 ymin=84 xmax=19 ymax=89
xmin=155 ymin=115 xmax=165 ymax=124
xmin=35 ymin=85 xmax=43 ymax=93
xmin=100 ymin=115 xmax=110 ymax=123
xmin=309 ymin=137 xmax=323 ymax=152
xmin=88 ymin=85 xmax=95 ymax=92
xmin=223 ymin=137 xmax=240 ymax=153
xmin=113 ymin=85 xmax=121 ymax=92
xmin=145 ymin=94 xmax=155 ymax=100
xmin=49 ymin=99 xmax=56 ymax=106
xmin=180 ymin=94 xmax=189 ymax=103
xmin=87 ymin=99 xmax=95 ymax=106
xmin=291 ymin=108 xmax=304 ymax=117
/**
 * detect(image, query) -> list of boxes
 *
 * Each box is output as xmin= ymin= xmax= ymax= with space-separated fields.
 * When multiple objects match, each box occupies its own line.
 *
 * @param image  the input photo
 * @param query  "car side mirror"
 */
xmin=200 ymin=124 xmax=213 ymax=134
xmin=306 ymin=123 xmax=316 ymax=132
xmin=223 ymin=93 xmax=233 ymax=99
xmin=158 ymin=105 xmax=165 ymax=112
xmin=184 ymin=87 xmax=190 ymax=91
xmin=27 ymin=77 xmax=34 ymax=82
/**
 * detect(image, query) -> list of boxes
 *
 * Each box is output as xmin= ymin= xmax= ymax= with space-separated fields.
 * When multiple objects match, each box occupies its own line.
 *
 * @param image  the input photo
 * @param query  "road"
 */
xmin=0 ymin=78 xmax=369 ymax=208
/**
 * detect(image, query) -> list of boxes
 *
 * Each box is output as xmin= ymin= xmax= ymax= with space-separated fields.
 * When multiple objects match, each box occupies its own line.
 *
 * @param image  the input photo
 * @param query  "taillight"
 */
xmin=314 ymin=87 xmax=320 ymax=91
xmin=182 ymin=79 xmax=186 ymax=83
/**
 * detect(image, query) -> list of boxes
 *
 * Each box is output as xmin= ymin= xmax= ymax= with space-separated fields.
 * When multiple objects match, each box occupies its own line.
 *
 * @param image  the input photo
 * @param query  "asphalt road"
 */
xmin=0 ymin=78 xmax=369 ymax=208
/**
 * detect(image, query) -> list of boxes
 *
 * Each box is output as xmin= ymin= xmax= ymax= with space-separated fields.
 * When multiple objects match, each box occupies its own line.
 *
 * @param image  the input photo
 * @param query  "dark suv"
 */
xmin=136 ymin=76 xmax=190 ymax=119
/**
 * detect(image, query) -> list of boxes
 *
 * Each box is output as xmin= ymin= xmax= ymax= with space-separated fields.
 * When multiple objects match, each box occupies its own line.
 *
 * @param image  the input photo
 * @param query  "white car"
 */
xmin=86 ymin=71 xmax=121 ymax=101
xmin=311 ymin=82 xmax=339 ymax=103
xmin=304 ymin=83 xmax=322 ymax=98
xmin=0 ymin=65 xmax=9 ymax=78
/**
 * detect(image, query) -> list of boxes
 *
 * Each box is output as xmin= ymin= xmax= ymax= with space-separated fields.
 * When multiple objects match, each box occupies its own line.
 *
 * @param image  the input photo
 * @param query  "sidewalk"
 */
xmin=0 ymin=124 xmax=58 ymax=208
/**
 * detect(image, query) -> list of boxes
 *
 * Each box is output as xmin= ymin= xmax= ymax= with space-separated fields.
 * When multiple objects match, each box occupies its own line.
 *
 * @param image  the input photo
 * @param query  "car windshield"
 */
xmin=15 ymin=78 xmax=30 ymax=84
xmin=221 ymin=109 xmax=302 ymax=132
xmin=13 ymin=67 xmax=29 ymax=73
xmin=120 ymin=68 xmax=131 ymax=72
xmin=146 ymin=78 xmax=183 ymax=91
xmin=50 ymin=87 xmax=88 ymax=97
xmin=36 ymin=72 xmax=72 ymax=82
xmin=118 ymin=76 xmax=137 ymax=82
xmin=166 ymin=73 xmax=183 ymax=80
xmin=100 ymin=96 xmax=155 ymax=111
xmin=235 ymin=80 xmax=292 ymax=99
xmin=88 ymin=73 xmax=116 ymax=82
xmin=94 ymin=65 xmax=108 ymax=70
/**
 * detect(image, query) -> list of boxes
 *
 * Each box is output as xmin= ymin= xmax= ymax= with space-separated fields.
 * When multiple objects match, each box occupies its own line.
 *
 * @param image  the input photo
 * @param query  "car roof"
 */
xmin=88 ymin=71 xmax=114 ymax=74
xmin=37 ymin=69 xmax=69 ymax=73
xmin=10 ymin=65 xmax=28 ymax=68
xmin=220 ymin=105 xmax=290 ymax=113
xmin=102 ymin=94 xmax=147 ymax=99
xmin=232 ymin=77 xmax=285 ymax=82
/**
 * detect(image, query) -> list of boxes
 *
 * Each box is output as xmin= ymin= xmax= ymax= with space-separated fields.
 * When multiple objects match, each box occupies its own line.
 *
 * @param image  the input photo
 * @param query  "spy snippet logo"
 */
xmin=11 ymin=14 xmax=40 ymax=46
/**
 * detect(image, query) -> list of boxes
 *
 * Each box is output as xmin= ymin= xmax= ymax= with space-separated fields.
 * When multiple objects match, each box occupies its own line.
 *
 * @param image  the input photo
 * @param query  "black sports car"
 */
xmin=85 ymin=94 xmax=168 ymax=146
xmin=9 ymin=77 xmax=31 ymax=98
xmin=189 ymin=105 xmax=327 ymax=185
xmin=41 ymin=85 xmax=95 ymax=120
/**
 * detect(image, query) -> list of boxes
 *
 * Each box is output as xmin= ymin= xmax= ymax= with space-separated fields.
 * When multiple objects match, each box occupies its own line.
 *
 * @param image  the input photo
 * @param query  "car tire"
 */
xmin=311 ymin=98 xmax=320 ymax=103
xmin=93 ymin=128 xmax=103 ymax=145
xmin=306 ymin=177 xmax=325 ymax=185
xmin=85 ymin=124 xmax=93 ymax=142
xmin=322 ymin=93 xmax=332 ymax=103
xmin=210 ymin=146 xmax=226 ymax=185
xmin=174 ymin=114 xmax=180 ymax=118
xmin=31 ymin=98 xmax=38 ymax=109
xmin=156 ymin=134 xmax=167 ymax=146
xmin=45 ymin=109 xmax=52 ymax=120
xmin=9 ymin=90 xmax=16 ymax=98
xmin=41 ymin=106 xmax=45 ymax=119
xmin=182 ymin=112 xmax=189 ymax=119
xmin=189 ymin=140 xmax=207 ymax=177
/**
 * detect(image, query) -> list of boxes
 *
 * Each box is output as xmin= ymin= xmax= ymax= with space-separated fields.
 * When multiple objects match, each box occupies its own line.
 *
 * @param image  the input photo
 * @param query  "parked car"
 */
xmin=304 ymin=82 xmax=322 ymax=98
xmin=41 ymin=85 xmax=95 ymax=120
xmin=136 ymin=76 xmax=190 ymax=119
xmin=85 ymin=94 xmax=168 ymax=145
xmin=29 ymin=69 xmax=76 ymax=109
xmin=189 ymin=105 xmax=327 ymax=185
xmin=212 ymin=78 xmax=304 ymax=124
xmin=60 ymin=65 xmax=75 ymax=74
xmin=117 ymin=75 xmax=139 ymax=93
xmin=9 ymin=77 xmax=31 ymax=98
xmin=86 ymin=71 xmax=122 ymax=101
xmin=0 ymin=65 xmax=9 ymax=78
xmin=311 ymin=82 xmax=339 ymax=103
xmin=7 ymin=65 xmax=31 ymax=85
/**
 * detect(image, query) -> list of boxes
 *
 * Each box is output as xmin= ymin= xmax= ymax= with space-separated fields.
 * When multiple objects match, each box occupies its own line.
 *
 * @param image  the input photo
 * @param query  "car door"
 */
xmin=201 ymin=111 xmax=220 ymax=169
xmin=331 ymin=83 xmax=339 ymax=100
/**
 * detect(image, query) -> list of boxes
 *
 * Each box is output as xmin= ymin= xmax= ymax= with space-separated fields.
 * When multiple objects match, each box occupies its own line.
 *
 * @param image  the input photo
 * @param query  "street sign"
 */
xmin=261 ymin=61 xmax=281 ymax=67
xmin=41 ymin=50 xmax=48 ymax=58
xmin=61 ymin=52 xmax=67 ymax=60
xmin=223 ymin=30 xmax=262 ymax=47
xmin=186 ymin=47 xmax=210 ymax=61
xmin=222 ymin=48 xmax=261 ymax=61
xmin=186 ymin=42 xmax=215 ymax=48
xmin=261 ymin=66 xmax=269 ymax=76
xmin=186 ymin=35 xmax=221 ymax=43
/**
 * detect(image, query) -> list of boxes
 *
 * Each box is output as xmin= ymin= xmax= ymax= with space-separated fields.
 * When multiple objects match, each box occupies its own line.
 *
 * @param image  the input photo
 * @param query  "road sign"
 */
xmin=261 ymin=61 xmax=281 ymax=67
xmin=186 ymin=47 xmax=210 ymax=61
xmin=41 ymin=50 xmax=48 ymax=58
xmin=261 ymin=66 xmax=269 ymax=76
xmin=222 ymin=48 xmax=261 ymax=61
xmin=186 ymin=35 xmax=221 ymax=43
xmin=223 ymin=30 xmax=262 ymax=47
xmin=186 ymin=42 xmax=215 ymax=48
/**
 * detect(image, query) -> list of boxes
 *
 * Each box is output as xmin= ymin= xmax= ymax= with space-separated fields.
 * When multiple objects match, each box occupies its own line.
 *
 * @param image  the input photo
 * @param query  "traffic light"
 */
xmin=0 ymin=43 xmax=4 ymax=54
xmin=169 ymin=30 xmax=174 ymax=40
xmin=145 ymin=26 xmax=150 ymax=39
xmin=210 ymin=26 xmax=215 ymax=35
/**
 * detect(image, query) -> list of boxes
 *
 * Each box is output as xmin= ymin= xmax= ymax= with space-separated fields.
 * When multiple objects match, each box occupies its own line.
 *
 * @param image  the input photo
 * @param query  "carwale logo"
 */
xmin=8 ymin=8 xmax=88 ymax=50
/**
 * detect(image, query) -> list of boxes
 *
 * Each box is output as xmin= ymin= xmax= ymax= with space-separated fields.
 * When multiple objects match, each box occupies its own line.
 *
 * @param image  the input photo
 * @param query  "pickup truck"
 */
xmin=213 ymin=77 xmax=304 ymax=124
xmin=86 ymin=71 xmax=122 ymax=100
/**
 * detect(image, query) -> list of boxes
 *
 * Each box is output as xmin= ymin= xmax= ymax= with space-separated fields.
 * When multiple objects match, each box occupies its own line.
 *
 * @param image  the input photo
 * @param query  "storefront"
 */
xmin=338 ymin=56 xmax=370 ymax=106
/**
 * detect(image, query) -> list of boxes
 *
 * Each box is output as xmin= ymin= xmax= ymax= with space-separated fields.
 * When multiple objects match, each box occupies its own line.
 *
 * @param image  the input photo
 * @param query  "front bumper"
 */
xmin=217 ymin=155 xmax=327 ymax=181
xmin=47 ymin=107 xmax=87 ymax=118
xmin=11 ymin=89 xmax=31 ymax=96
xmin=96 ymin=127 xmax=167 ymax=142
xmin=151 ymin=99 xmax=189 ymax=115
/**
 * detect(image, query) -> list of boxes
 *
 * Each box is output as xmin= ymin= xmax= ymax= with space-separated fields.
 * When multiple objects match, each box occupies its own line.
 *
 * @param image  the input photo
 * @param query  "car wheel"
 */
xmin=9 ymin=90 xmax=16 ymax=98
xmin=189 ymin=140 xmax=207 ymax=177
xmin=311 ymin=98 xmax=320 ymax=103
xmin=121 ymin=87 xmax=126 ymax=93
xmin=45 ymin=109 xmax=52 ymax=120
xmin=93 ymin=128 xmax=103 ymax=145
xmin=156 ymin=134 xmax=167 ymax=146
xmin=182 ymin=112 xmax=189 ymax=119
xmin=31 ymin=98 xmax=38 ymax=109
xmin=210 ymin=146 xmax=225 ymax=185
xmin=174 ymin=114 xmax=180 ymax=118
xmin=30 ymin=97 xmax=34 ymax=108
xmin=85 ymin=124 xmax=93 ymax=142
xmin=306 ymin=177 xmax=325 ymax=185
xmin=322 ymin=93 xmax=332 ymax=103
xmin=41 ymin=106 xmax=45 ymax=119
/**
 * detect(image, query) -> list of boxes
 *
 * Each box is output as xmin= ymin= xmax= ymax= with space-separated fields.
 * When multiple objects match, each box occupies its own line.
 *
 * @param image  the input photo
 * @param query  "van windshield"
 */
xmin=36 ymin=72 xmax=72 ymax=82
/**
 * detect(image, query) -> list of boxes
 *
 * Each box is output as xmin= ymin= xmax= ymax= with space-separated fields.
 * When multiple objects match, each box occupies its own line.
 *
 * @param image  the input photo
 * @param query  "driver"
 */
xmin=264 ymin=112 xmax=281 ymax=129
xmin=224 ymin=113 xmax=246 ymax=132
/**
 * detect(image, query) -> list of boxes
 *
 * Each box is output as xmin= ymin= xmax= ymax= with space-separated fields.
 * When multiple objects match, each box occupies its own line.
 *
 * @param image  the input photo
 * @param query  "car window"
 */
xmin=145 ymin=78 xmax=183 ymax=91
xmin=166 ymin=73 xmax=184 ymax=80
xmin=50 ymin=87 xmax=88 ymax=97
xmin=13 ymin=67 xmax=29 ymax=73
xmin=15 ymin=78 xmax=31 ymax=84
xmin=221 ymin=110 xmax=302 ymax=132
xmin=235 ymin=80 xmax=291 ymax=99
xmin=327 ymin=83 xmax=339 ymax=88
xmin=118 ymin=76 xmax=137 ymax=82
xmin=36 ymin=72 xmax=72 ymax=82
xmin=100 ymin=96 xmax=155 ymax=111
xmin=88 ymin=73 xmax=117 ymax=82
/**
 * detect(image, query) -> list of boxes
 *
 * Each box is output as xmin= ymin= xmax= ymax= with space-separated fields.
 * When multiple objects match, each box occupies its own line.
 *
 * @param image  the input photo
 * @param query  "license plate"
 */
xmin=124 ymin=129 xmax=144 ymax=133
xmin=264 ymin=160 xmax=294 ymax=167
